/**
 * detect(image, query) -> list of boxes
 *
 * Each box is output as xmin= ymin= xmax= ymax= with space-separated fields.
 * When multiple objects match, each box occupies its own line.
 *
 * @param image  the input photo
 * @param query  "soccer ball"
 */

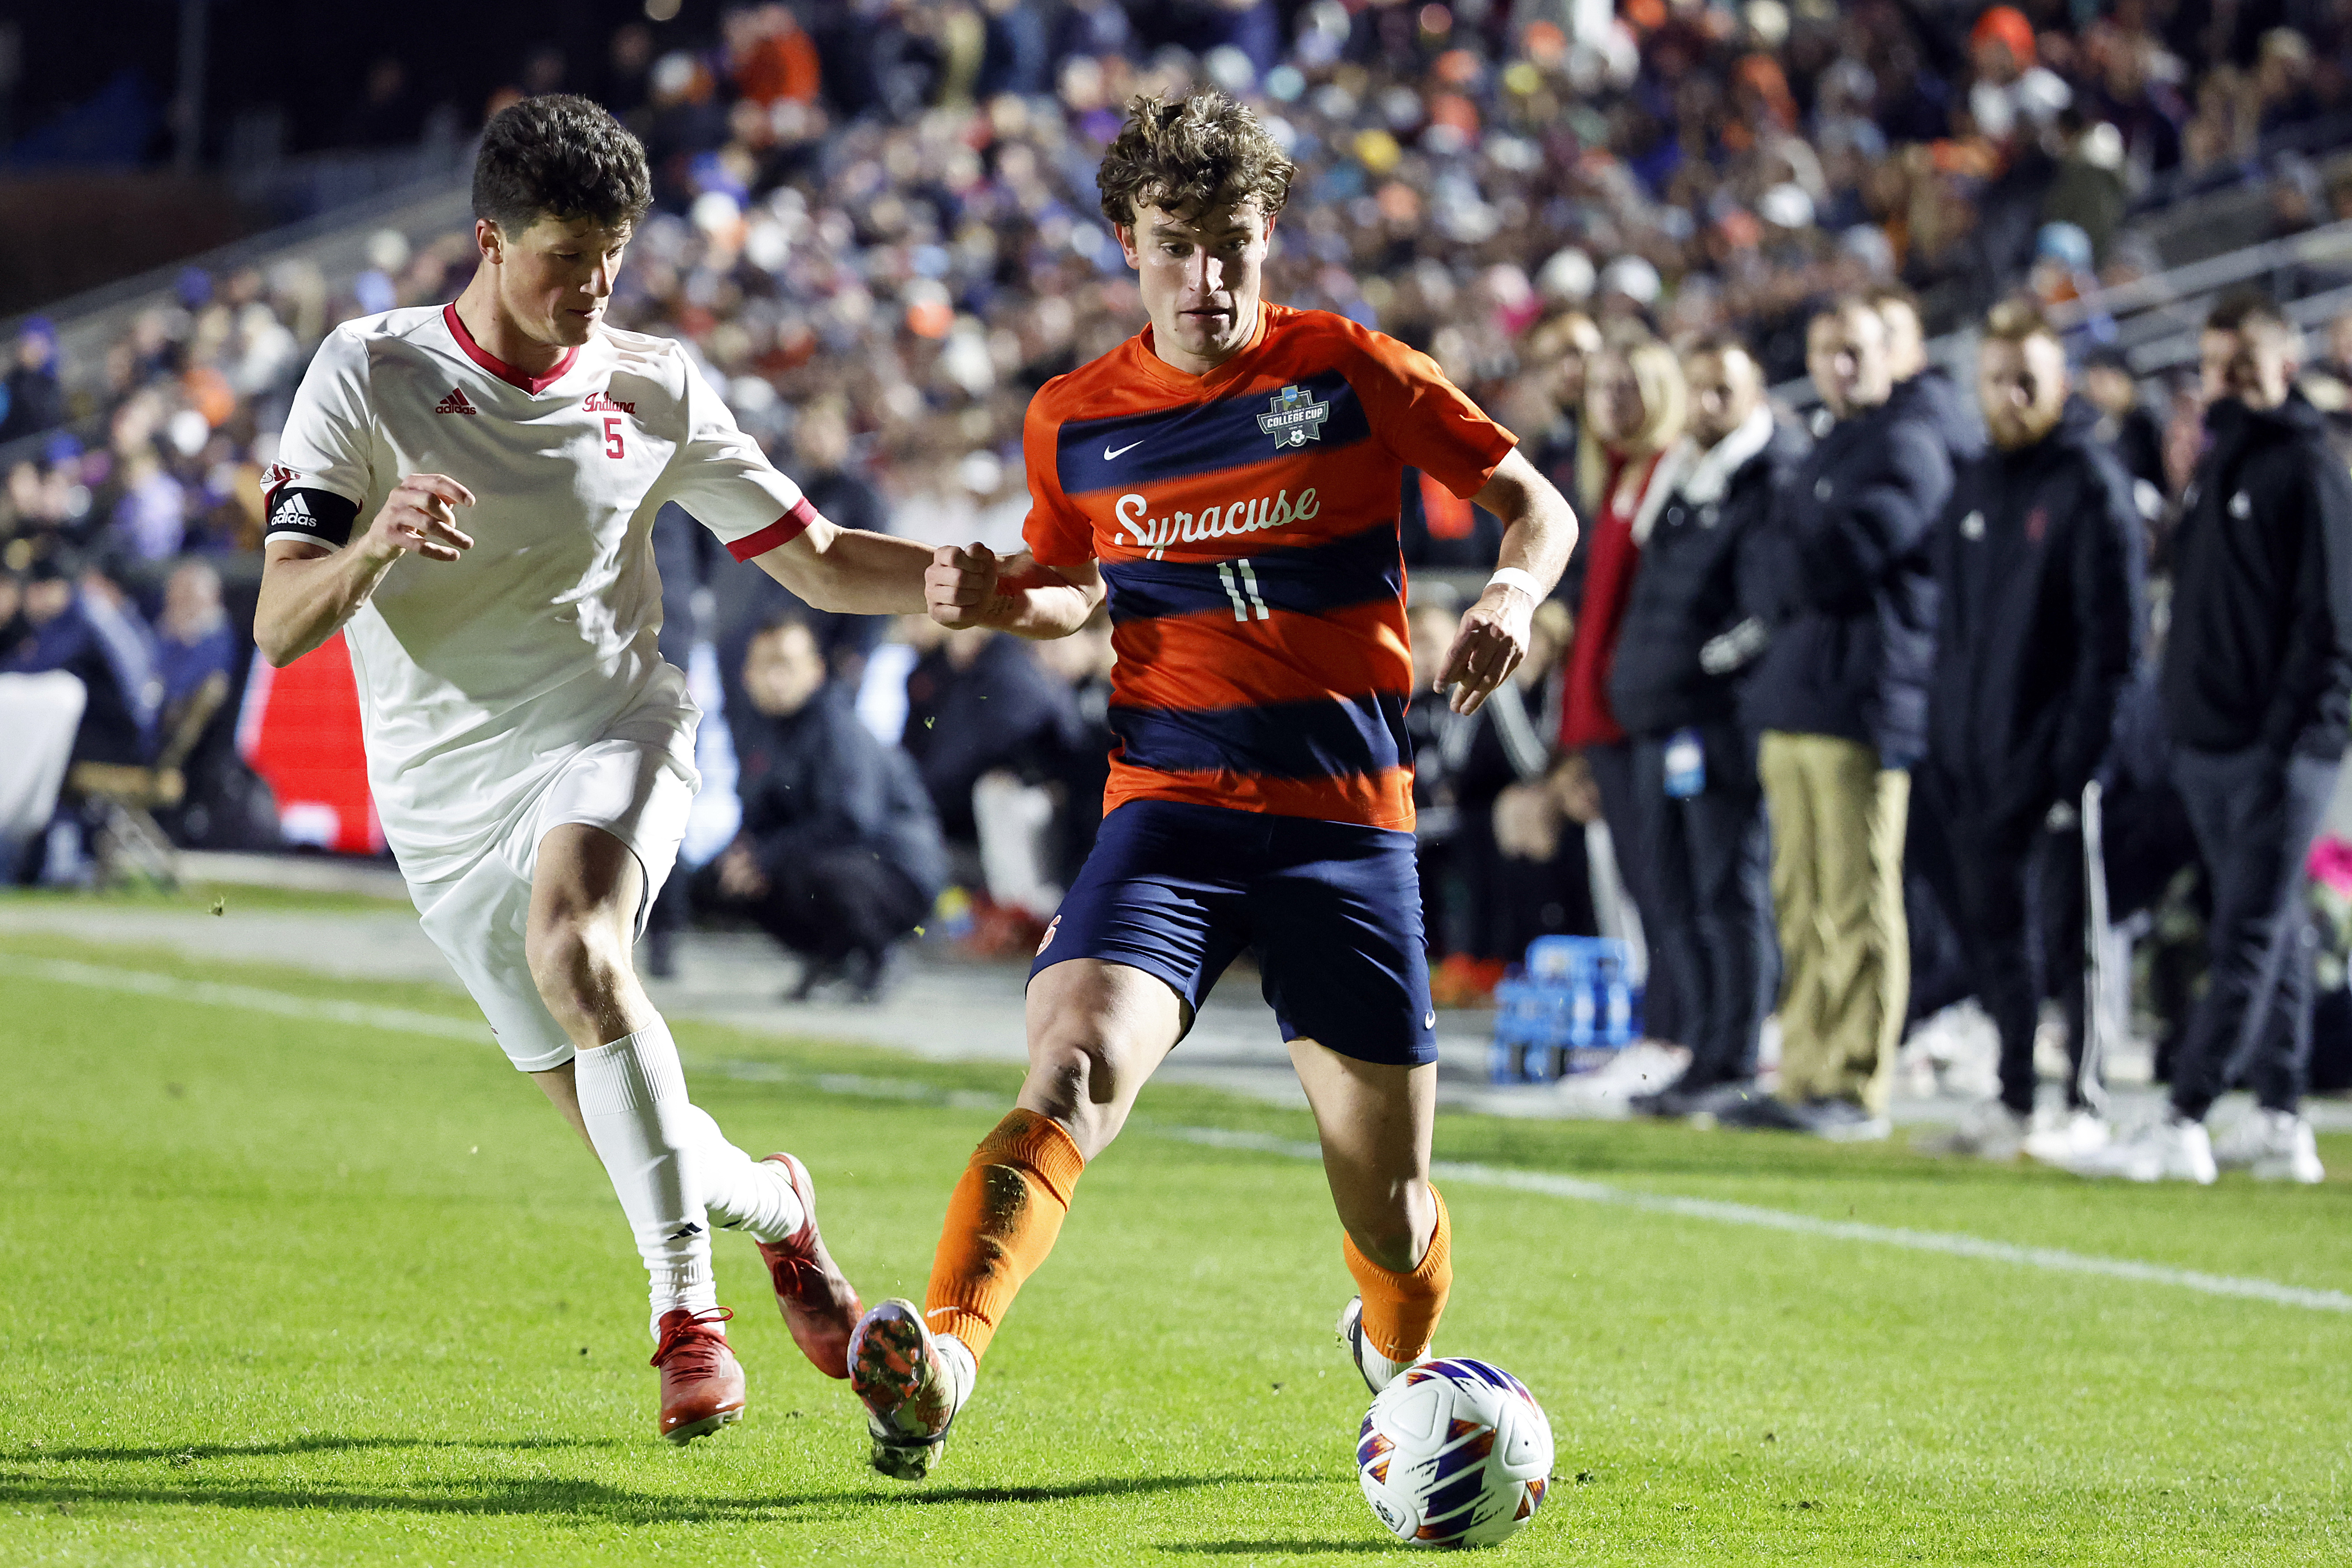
xmin=1356 ymin=1358 xmax=1554 ymax=1549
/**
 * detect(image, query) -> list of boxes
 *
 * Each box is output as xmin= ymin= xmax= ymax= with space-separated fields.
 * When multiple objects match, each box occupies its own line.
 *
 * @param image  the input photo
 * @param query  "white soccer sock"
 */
xmin=682 ymin=1105 xmax=807 ymax=1244
xmin=573 ymin=1021 xmax=716 ymax=1337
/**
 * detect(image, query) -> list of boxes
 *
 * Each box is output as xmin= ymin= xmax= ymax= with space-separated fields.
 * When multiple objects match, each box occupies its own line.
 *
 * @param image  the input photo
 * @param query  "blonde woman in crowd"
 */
xmin=1556 ymin=335 xmax=1690 ymax=1043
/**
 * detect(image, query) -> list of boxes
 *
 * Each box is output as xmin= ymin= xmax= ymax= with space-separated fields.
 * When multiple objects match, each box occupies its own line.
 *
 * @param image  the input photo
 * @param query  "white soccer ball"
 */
xmin=1357 ymin=1358 xmax=1554 ymax=1549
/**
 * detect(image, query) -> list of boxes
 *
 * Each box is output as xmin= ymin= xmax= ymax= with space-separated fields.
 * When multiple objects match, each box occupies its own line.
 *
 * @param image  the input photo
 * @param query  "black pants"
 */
xmin=1586 ymin=739 xmax=1680 ymax=1045
xmin=1630 ymin=722 xmax=1772 ymax=1085
xmin=1911 ymin=770 xmax=2091 ymax=1114
xmin=2168 ymin=745 xmax=2340 ymax=1120
xmin=697 ymin=847 xmax=929 ymax=968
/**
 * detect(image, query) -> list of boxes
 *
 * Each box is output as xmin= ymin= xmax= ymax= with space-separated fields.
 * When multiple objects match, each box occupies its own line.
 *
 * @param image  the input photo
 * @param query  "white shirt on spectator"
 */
xmin=265 ymin=304 xmax=810 ymax=881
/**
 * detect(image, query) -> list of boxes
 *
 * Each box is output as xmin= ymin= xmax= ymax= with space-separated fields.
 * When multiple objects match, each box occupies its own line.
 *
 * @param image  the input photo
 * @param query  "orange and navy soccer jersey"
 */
xmin=1022 ymin=302 xmax=1517 ymax=831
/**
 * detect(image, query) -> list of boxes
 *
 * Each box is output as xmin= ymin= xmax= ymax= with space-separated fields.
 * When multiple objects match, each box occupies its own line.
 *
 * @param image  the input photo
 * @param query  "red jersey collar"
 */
xmin=441 ymin=302 xmax=579 ymax=395
xmin=1132 ymin=300 xmax=1273 ymax=395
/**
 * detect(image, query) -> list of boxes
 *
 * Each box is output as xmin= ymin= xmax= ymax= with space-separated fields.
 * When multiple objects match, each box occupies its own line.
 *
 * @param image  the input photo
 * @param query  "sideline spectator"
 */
xmin=1730 ymin=297 xmax=1951 ymax=1140
xmin=1 ymin=557 xmax=151 ymax=769
xmin=1407 ymin=599 xmax=1472 ymax=958
xmin=1870 ymin=284 xmax=1985 ymax=473
xmin=1557 ymin=336 xmax=1687 ymax=1040
xmin=698 ymin=617 xmax=946 ymax=1001
xmin=1435 ymin=598 xmax=1580 ymax=1003
xmin=2074 ymin=295 xmax=2352 ymax=1184
xmin=712 ymin=399 xmax=889 ymax=733
xmin=2081 ymin=346 xmax=2167 ymax=519
xmin=154 ymin=559 xmax=234 ymax=711
xmin=1613 ymin=332 xmax=1805 ymax=1116
xmin=901 ymin=626 xmax=1079 ymax=865
xmin=0 ymin=320 xmax=66 ymax=445
xmin=1912 ymin=303 xmax=2142 ymax=1161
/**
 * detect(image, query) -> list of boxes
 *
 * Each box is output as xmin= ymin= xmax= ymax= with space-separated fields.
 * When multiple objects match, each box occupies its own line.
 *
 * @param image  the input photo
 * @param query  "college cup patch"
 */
xmin=1257 ymin=384 xmax=1331 ymax=450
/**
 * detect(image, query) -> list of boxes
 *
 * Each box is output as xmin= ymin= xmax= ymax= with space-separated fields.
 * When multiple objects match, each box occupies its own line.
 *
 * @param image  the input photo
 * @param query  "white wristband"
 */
xmin=1486 ymin=567 xmax=1543 ymax=600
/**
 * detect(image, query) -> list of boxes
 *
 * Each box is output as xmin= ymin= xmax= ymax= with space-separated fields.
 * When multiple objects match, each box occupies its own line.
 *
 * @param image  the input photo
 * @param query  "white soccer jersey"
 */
xmin=264 ymin=304 xmax=815 ymax=881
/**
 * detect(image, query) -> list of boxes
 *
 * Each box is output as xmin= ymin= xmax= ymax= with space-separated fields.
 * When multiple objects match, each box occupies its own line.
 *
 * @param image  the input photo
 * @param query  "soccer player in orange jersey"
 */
xmin=847 ymin=90 xmax=1580 ymax=1479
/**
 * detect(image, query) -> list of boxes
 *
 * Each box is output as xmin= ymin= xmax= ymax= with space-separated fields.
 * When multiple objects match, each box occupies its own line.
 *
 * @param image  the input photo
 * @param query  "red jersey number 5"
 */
xmin=604 ymin=417 xmax=625 ymax=459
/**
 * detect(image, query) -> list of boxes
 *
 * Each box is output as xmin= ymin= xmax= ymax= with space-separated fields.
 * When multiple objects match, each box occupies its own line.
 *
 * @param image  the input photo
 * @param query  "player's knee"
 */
xmin=1024 ymin=1039 xmax=1106 ymax=1116
xmin=1021 ymin=1033 xmax=1134 ymax=1155
xmin=1343 ymin=1185 xmax=1434 ymax=1274
xmin=525 ymin=911 xmax=628 ymax=1022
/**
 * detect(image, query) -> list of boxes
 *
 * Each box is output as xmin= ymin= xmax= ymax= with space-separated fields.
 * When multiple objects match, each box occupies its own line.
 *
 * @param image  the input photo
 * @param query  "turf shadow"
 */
xmin=1 ymin=1434 xmax=620 ymax=1464
xmin=0 ymin=1475 xmax=860 ymax=1525
xmin=0 ymin=1471 xmax=1326 ymax=1526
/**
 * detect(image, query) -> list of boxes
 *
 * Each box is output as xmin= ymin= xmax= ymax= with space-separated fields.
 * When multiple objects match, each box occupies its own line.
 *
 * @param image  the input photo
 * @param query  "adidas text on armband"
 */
xmin=264 ymin=486 xmax=362 ymax=549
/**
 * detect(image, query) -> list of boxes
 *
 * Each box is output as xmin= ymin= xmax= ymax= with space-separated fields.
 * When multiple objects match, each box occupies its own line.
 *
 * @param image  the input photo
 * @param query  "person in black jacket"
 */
xmin=1910 ymin=303 xmax=2143 ymax=1160
xmin=698 ymin=616 xmax=948 ymax=1000
xmin=2072 ymin=294 xmax=2352 ymax=1184
xmin=1611 ymin=333 xmax=1805 ymax=1114
xmin=1871 ymin=285 xmax=1988 ymax=477
xmin=1728 ymin=297 xmax=1953 ymax=1140
xmin=709 ymin=400 xmax=892 ymax=752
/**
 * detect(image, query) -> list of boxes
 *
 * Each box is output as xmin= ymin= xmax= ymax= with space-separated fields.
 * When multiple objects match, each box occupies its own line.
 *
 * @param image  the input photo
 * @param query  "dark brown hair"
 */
xmin=473 ymin=94 xmax=652 ymax=235
xmin=1096 ymin=91 xmax=1297 ymax=227
xmin=1684 ymin=328 xmax=1758 ymax=365
xmin=2206 ymin=290 xmax=2294 ymax=338
xmin=1864 ymin=282 xmax=1922 ymax=318
xmin=1983 ymin=298 xmax=2061 ymax=347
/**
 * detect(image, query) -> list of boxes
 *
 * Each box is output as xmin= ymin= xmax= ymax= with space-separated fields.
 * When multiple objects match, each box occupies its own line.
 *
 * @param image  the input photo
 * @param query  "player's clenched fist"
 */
xmin=359 ymin=474 xmax=477 ymax=566
xmin=926 ymin=541 xmax=1000 ymax=629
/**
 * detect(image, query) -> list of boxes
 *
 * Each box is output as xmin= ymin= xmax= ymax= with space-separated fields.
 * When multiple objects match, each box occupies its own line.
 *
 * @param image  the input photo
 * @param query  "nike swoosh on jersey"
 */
xmin=1104 ymin=439 xmax=1146 ymax=461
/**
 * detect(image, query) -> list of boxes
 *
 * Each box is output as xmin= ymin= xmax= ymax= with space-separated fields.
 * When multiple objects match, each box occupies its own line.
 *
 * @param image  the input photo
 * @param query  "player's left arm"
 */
xmin=745 ymin=518 xmax=936 ymax=616
xmin=1435 ymin=447 xmax=1579 ymax=715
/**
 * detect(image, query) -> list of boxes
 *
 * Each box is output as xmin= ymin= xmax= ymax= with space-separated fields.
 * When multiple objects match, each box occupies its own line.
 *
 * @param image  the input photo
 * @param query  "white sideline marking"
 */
xmin=11 ymin=953 xmax=2349 ymax=1316
xmin=1161 ymin=1125 xmax=2352 ymax=1316
xmin=2 ymin=953 xmax=486 ymax=1043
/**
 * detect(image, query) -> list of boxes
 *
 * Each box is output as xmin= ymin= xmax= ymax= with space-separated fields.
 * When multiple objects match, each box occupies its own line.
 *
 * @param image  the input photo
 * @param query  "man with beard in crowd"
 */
xmin=1911 ymin=302 xmax=2142 ymax=1162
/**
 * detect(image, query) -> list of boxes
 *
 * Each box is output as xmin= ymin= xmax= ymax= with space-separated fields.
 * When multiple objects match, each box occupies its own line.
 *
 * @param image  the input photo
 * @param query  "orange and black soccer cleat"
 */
xmin=753 ymin=1151 xmax=864 ymax=1379
xmin=650 ymin=1306 xmax=745 ymax=1444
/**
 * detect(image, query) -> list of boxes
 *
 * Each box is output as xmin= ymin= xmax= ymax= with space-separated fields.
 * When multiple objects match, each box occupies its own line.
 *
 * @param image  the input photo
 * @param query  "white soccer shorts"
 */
xmin=406 ymin=737 xmax=694 ymax=1072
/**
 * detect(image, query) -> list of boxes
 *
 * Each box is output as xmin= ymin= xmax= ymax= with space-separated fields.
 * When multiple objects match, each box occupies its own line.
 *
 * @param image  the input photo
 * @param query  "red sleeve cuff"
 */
xmin=727 ymin=497 xmax=821 ymax=563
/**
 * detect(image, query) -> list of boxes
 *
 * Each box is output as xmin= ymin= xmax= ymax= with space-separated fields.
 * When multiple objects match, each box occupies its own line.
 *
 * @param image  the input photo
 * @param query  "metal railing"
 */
xmin=1773 ymin=217 xmax=2352 ymax=405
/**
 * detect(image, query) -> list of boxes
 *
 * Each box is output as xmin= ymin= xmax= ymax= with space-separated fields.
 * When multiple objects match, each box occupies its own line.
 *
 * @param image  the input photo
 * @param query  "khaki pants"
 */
xmin=1757 ymin=731 xmax=1909 ymax=1112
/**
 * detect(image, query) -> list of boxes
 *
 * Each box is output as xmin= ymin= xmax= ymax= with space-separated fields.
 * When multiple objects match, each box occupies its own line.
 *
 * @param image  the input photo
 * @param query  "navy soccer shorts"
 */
xmin=1029 ymin=798 xmax=1437 ymax=1067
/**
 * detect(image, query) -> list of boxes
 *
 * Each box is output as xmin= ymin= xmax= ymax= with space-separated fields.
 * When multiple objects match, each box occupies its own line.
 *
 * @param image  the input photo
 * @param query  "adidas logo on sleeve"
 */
xmin=264 ymin=482 xmax=361 ymax=548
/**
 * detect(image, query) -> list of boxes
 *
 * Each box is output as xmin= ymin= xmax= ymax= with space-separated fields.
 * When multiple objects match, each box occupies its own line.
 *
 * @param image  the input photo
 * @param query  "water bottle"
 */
xmin=1664 ymin=727 xmax=1705 ymax=799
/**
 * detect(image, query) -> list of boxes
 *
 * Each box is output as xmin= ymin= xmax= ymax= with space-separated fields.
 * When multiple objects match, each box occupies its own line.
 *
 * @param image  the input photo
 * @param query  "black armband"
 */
xmin=263 ymin=486 xmax=360 ymax=548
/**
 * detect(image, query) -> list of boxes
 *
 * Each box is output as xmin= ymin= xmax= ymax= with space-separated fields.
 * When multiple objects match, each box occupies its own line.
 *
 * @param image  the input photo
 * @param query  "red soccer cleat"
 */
xmin=650 ymin=1306 xmax=745 ymax=1444
xmin=753 ymin=1152 xmax=865 ymax=1379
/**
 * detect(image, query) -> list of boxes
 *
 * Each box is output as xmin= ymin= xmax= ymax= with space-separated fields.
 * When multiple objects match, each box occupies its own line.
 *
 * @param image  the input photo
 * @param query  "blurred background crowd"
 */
xmin=6 ymin=0 xmax=2352 ymax=1156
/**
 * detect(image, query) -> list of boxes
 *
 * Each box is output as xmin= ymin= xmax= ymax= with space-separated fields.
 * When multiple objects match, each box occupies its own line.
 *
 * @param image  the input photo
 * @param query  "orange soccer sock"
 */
xmin=922 ymin=1109 xmax=1087 ymax=1360
xmin=1343 ymin=1186 xmax=1454 ymax=1363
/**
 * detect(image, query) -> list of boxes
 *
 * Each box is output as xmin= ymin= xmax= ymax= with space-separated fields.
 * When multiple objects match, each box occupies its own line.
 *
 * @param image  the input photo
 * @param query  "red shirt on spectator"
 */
xmin=1558 ymin=450 xmax=1662 ymax=751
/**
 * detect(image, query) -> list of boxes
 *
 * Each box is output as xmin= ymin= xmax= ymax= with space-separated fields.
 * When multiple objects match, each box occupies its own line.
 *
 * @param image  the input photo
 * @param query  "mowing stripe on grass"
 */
xmin=10 ymin=952 xmax=2349 ymax=1317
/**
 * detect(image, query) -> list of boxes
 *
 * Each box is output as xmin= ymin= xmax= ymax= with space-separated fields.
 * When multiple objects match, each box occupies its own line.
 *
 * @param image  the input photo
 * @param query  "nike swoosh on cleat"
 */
xmin=1104 ymin=439 xmax=1145 ymax=460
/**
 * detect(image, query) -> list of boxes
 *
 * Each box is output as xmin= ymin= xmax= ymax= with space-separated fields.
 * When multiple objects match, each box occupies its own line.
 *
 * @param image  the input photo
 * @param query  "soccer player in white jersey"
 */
xmin=254 ymin=96 xmax=942 ymax=1444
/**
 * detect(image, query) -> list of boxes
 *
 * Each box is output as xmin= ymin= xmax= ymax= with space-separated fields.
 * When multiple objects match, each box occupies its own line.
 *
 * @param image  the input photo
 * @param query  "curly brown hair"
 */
xmin=1096 ymin=91 xmax=1297 ymax=228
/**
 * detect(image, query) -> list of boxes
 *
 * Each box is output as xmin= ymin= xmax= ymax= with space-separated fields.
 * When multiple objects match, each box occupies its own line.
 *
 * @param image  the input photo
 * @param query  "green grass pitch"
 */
xmin=1 ymin=924 xmax=2348 ymax=1565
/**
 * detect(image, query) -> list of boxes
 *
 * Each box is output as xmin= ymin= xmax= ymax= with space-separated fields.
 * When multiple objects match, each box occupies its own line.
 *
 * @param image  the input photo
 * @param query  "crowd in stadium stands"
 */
xmin=6 ymin=2 xmax=2352 ymax=1157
